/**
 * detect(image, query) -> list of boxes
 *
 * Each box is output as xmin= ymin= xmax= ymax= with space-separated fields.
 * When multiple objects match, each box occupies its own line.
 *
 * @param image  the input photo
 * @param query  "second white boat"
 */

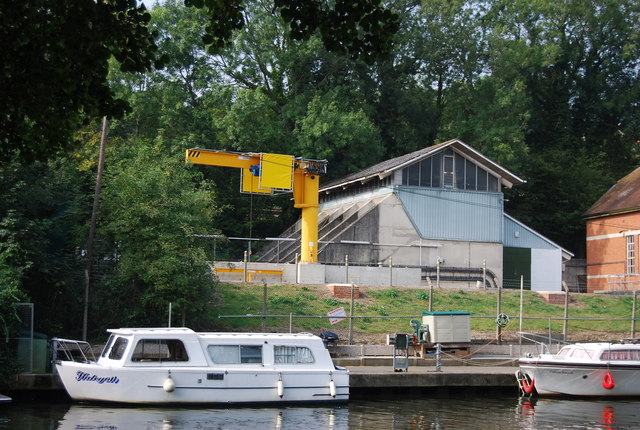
xmin=517 ymin=339 xmax=640 ymax=396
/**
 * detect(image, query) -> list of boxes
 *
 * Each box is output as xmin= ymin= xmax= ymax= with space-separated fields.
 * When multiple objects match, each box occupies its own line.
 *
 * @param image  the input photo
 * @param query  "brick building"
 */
xmin=584 ymin=167 xmax=640 ymax=292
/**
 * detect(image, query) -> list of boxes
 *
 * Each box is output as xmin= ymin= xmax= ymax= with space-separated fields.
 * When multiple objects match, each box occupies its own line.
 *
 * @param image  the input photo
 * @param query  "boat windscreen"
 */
xmin=108 ymin=337 xmax=129 ymax=360
xmin=101 ymin=334 xmax=116 ymax=358
xmin=131 ymin=339 xmax=189 ymax=362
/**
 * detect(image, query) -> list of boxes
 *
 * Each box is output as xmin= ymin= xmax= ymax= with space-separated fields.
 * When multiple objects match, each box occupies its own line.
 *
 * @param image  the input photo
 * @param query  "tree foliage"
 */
xmin=185 ymin=0 xmax=399 ymax=64
xmin=0 ymin=0 xmax=164 ymax=163
xmin=0 ymin=158 xmax=88 ymax=334
xmin=0 ymin=0 xmax=639 ymax=339
xmin=93 ymin=143 xmax=220 ymax=329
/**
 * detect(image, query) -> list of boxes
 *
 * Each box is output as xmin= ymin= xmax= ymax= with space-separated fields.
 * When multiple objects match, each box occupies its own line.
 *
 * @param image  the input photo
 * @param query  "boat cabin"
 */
xmin=97 ymin=328 xmax=335 ymax=369
xmin=555 ymin=342 xmax=640 ymax=362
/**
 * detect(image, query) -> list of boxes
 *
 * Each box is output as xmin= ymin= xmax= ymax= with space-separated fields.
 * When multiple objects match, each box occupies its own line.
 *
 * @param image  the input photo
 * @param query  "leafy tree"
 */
xmin=505 ymin=148 xmax=616 ymax=253
xmin=296 ymin=89 xmax=384 ymax=180
xmin=0 ymin=158 xmax=89 ymax=335
xmin=0 ymin=0 xmax=164 ymax=163
xmin=220 ymin=89 xmax=296 ymax=154
xmin=109 ymin=0 xmax=225 ymax=148
xmin=94 ymin=143 xmax=219 ymax=330
xmin=355 ymin=2 xmax=440 ymax=158
xmin=186 ymin=0 xmax=400 ymax=64
xmin=481 ymin=0 xmax=640 ymax=254
xmin=0 ymin=260 xmax=26 ymax=388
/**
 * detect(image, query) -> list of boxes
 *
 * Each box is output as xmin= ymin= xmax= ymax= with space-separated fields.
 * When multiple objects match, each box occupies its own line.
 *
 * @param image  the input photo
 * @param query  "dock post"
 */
xmin=435 ymin=343 xmax=442 ymax=372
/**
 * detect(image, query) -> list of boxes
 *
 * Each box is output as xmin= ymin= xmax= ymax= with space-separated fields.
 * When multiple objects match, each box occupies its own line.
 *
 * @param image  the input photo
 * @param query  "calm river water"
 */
xmin=2 ymin=395 xmax=640 ymax=429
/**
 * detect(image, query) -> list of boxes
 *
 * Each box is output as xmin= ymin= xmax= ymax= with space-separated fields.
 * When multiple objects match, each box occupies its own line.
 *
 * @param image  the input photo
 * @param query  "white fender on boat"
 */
xmin=329 ymin=379 xmax=337 ymax=398
xmin=163 ymin=375 xmax=176 ymax=393
xmin=277 ymin=378 xmax=284 ymax=398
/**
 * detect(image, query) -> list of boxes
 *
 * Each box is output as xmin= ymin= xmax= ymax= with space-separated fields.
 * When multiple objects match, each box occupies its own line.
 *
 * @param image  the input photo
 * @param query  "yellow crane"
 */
xmin=185 ymin=148 xmax=327 ymax=263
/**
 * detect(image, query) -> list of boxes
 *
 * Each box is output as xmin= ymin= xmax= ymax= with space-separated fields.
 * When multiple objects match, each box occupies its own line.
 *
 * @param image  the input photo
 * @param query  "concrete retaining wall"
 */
xmin=330 ymin=343 xmax=542 ymax=358
xmin=211 ymin=261 xmax=422 ymax=286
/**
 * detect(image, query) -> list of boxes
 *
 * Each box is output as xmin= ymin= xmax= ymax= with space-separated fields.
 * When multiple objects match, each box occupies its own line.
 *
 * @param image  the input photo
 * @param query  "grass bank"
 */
xmin=211 ymin=283 xmax=639 ymax=343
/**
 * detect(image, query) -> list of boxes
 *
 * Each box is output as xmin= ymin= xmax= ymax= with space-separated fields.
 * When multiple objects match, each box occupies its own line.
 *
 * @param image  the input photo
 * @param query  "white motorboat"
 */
xmin=54 ymin=328 xmax=349 ymax=404
xmin=517 ymin=339 xmax=640 ymax=396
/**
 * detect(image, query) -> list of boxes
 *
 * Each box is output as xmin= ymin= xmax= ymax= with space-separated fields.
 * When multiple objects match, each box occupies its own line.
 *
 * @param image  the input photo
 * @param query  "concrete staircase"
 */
xmin=255 ymin=195 xmax=387 ymax=263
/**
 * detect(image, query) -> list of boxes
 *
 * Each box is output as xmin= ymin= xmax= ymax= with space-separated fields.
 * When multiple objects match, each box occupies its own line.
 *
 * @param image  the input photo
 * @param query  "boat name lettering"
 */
xmin=75 ymin=371 xmax=120 ymax=384
xmin=549 ymin=369 xmax=574 ymax=375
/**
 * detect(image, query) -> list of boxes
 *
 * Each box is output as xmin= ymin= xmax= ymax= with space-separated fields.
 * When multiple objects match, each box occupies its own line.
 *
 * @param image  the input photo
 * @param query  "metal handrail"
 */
xmin=517 ymin=331 xmax=571 ymax=354
xmin=51 ymin=337 xmax=96 ymax=364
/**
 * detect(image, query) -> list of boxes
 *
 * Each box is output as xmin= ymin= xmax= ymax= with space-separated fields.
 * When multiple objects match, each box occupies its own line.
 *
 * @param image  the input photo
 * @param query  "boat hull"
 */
xmin=56 ymin=361 xmax=349 ymax=404
xmin=519 ymin=361 xmax=640 ymax=397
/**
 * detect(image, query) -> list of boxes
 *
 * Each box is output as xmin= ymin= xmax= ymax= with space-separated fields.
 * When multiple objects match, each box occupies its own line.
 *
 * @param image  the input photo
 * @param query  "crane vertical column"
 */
xmin=294 ymin=170 xmax=320 ymax=263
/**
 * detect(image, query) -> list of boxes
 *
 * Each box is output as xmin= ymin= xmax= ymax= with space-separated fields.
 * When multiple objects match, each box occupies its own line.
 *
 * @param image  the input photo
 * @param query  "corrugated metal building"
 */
xmin=257 ymin=139 xmax=572 ymax=290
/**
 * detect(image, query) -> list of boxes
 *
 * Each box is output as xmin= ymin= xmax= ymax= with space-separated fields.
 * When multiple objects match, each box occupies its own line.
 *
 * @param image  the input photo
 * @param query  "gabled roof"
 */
xmin=584 ymin=167 xmax=640 ymax=219
xmin=320 ymin=139 xmax=525 ymax=193
xmin=504 ymin=213 xmax=574 ymax=260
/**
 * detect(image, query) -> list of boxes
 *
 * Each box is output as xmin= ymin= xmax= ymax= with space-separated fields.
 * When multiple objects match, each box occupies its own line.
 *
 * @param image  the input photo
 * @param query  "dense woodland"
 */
xmin=1 ymin=0 xmax=639 ymax=342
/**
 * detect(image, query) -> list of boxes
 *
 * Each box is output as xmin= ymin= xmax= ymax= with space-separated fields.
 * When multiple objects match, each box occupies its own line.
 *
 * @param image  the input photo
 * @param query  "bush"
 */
xmin=269 ymin=296 xmax=297 ymax=306
xmin=416 ymin=292 xmax=429 ymax=301
xmin=324 ymin=298 xmax=341 ymax=307
xmin=383 ymin=288 xmax=400 ymax=298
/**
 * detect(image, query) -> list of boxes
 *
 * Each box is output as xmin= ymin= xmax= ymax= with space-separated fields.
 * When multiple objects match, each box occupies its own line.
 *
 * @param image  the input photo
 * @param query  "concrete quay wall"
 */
xmin=9 ymin=364 xmax=519 ymax=395
xmin=349 ymin=366 xmax=518 ymax=390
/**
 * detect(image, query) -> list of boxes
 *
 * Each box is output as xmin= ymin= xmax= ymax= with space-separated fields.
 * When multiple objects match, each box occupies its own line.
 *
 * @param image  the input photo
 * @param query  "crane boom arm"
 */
xmin=186 ymin=148 xmax=260 ymax=169
xmin=185 ymin=148 xmax=326 ymax=263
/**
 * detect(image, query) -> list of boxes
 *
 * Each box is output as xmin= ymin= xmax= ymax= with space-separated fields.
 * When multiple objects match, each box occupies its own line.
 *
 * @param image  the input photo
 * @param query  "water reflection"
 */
xmin=3 ymin=396 xmax=640 ymax=429
xmin=57 ymin=404 xmax=349 ymax=430
xmin=516 ymin=398 xmax=640 ymax=430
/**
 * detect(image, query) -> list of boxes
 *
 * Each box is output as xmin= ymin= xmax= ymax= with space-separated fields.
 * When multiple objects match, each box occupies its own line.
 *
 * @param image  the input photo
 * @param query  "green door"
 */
xmin=503 ymin=247 xmax=531 ymax=289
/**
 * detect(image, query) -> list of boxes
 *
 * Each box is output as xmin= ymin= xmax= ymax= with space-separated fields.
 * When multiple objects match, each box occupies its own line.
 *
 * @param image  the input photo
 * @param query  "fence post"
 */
xmin=345 ymin=255 xmax=349 ymax=283
xmin=562 ymin=281 xmax=569 ymax=341
xmin=519 ymin=275 xmax=524 ymax=355
xmin=482 ymin=259 xmax=486 ymax=289
xmin=496 ymin=282 xmax=502 ymax=343
xmin=428 ymin=277 xmax=433 ymax=312
xmin=243 ymin=250 xmax=248 ymax=283
xmin=632 ymin=290 xmax=638 ymax=338
xmin=348 ymin=284 xmax=355 ymax=345
xmin=262 ymin=281 xmax=267 ymax=332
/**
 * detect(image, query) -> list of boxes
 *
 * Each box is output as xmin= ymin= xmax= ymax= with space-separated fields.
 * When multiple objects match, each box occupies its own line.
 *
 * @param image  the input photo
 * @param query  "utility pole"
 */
xmin=83 ymin=117 xmax=108 ymax=341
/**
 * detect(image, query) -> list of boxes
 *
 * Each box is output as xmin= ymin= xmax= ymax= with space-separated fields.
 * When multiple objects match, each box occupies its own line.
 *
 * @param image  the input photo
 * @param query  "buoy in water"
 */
xmin=163 ymin=374 xmax=176 ymax=393
xmin=603 ymin=371 xmax=615 ymax=390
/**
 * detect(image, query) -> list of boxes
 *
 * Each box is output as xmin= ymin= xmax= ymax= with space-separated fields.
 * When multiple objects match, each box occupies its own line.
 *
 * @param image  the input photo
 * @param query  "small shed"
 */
xmin=422 ymin=311 xmax=471 ymax=344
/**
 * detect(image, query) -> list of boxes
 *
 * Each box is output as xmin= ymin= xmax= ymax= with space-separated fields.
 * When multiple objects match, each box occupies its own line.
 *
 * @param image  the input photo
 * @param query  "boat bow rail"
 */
xmin=52 ymin=338 xmax=97 ymax=364
xmin=518 ymin=331 xmax=569 ymax=355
